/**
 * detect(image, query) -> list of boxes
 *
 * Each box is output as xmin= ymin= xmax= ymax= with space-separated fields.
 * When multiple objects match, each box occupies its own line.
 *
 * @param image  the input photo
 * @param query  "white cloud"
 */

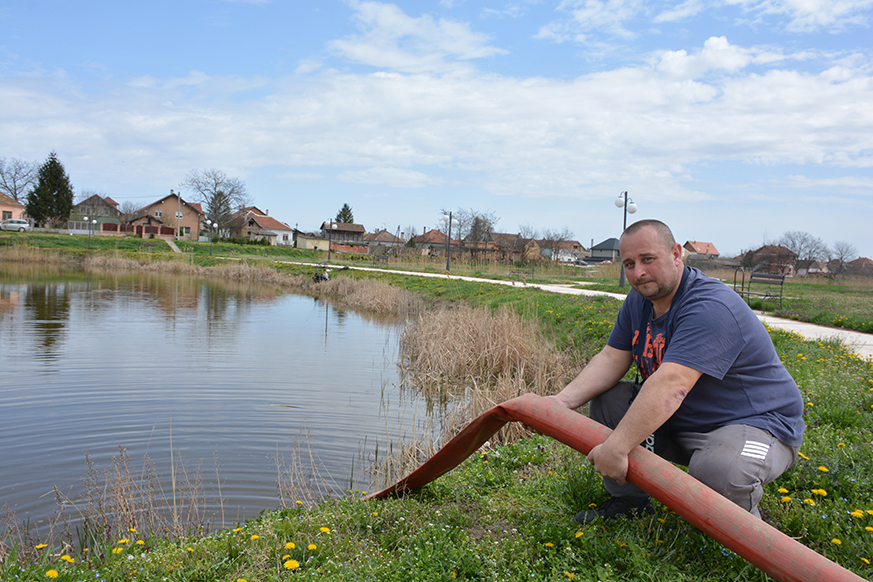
xmin=338 ymin=166 xmax=443 ymax=188
xmin=781 ymin=174 xmax=873 ymax=188
xmin=654 ymin=0 xmax=706 ymax=22
xmin=725 ymin=0 xmax=873 ymax=31
xmin=327 ymin=1 xmax=507 ymax=73
xmin=537 ymin=0 xmax=644 ymax=42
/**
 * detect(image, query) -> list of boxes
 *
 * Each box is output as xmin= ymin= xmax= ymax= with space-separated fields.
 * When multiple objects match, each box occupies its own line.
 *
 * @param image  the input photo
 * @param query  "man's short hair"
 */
xmin=622 ymin=219 xmax=676 ymax=251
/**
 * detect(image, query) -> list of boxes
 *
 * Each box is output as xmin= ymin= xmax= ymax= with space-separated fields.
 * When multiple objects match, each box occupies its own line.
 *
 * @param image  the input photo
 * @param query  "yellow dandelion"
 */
xmin=564 ymin=572 xmax=576 ymax=580
xmin=575 ymin=531 xmax=583 ymax=538
xmin=308 ymin=543 xmax=317 ymax=551
xmin=781 ymin=496 xmax=793 ymax=503
xmin=237 ymin=579 xmax=248 ymax=582
xmin=798 ymin=452 xmax=810 ymax=460
xmin=295 ymin=500 xmax=304 ymax=505
xmin=118 ymin=538 xmax=129 ymax=545
xmin=832 ymin=538 xmax=842 ymax=545
xmin=186 ymin=547 xmax=194 ymax=552
xmin=373 ymin=512 xmax=379 ymax=517
xmin=545 ymin=542 xmax=554 ymax=548
xmin=818 ymin=466 xmax=829 ymax=472
xmin=250 ymin=534 xmax=259 ymax=541
xmin=319 ymin=527 xmax=330 ymax=533
xmin=285 ymin=542 xmax=295 ymax=549
xmin=284 ymin=559 xmax=300 ymax=570
xmin=803 ymin=498 xmax=816 ymax=506
xmin=232 ymin=527 xmax=243 ymax=533
xmin=136 ymin=540 xmax=144 ymax=545
xmin=867 ymin=510 xmax=873 ymax=516
xmin=861 ymin=558 xmax=870 ymax=565
xmin=45 ymin=570 xmax=59 ymax=579
xmin=811 ymin=489 xmax=827 ymax=496
xmin=851 ymin=510 xmax=865 ymax=518
xmin=129 ymin=528 xmax=137 ymax=533
xmin=112 ymin=547 xmax=124 ymax=554
xmin=838 ymin=443 xmax=845 ymax=448
xmin=36 ymin=544 xmax=48 ymax=549
xmin=61 ymin=555 xmax=74 ymax=563
xmin=282 ymin=554 xmax=290 ymax=560
xmin=777 ymin=488 xmax=789 ymax=494
xmin=866 ymin=526 xmax=873 ymax=532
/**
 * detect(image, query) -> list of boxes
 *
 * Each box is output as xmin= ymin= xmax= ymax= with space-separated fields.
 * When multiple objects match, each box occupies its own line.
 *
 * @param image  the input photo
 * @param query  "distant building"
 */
xmin=683 ymin=240 xmax=720 ymax=259
xmin=0 ymin=192 xmax=25 ymax=221
xmin=231 ymin=207 xmax=295 ymax=246
xmin=129 ymin=192 xmax=204 ymax=241
xmin=72 ymin=194 xmax=122 ymax=224
xmin=589 ymin=238 xmax=621 ymax=262
xmin=322 ymin=221 xmax=366 ymax=244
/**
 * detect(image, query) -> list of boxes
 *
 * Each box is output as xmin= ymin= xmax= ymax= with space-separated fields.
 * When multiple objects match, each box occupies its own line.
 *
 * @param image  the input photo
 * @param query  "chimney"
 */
xmin=265 ymin=209 xmax=269 ymax=215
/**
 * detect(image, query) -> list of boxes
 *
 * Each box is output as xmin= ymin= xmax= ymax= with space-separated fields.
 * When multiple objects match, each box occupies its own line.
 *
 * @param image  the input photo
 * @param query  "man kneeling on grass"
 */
xmin=550 ymin=219 xmax=804 ymax=523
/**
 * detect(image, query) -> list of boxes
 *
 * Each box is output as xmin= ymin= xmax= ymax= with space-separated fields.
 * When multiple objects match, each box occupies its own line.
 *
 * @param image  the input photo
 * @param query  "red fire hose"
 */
xmin=368 ymin=393 xmax=864 ymax=582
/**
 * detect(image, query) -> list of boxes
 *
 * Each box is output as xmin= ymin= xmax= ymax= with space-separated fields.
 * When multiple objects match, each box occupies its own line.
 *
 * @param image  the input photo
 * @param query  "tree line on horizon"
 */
xmin=1 ymin=154 xmax=865 ymax=274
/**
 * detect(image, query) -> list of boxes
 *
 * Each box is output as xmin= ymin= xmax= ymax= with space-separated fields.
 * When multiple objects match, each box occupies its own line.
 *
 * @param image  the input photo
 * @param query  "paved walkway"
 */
xmin=332 ymin=264 xmax=873 ymax=360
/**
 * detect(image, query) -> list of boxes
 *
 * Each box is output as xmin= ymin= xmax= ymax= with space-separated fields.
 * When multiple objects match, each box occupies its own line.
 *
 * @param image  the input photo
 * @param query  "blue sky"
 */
xmin=2 ymin=0 xmax=872 ymax=258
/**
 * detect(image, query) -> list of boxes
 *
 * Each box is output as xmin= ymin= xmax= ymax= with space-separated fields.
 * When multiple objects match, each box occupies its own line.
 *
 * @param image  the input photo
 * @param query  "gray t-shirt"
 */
xmin=607 ymin=267 xmax=804 ymax=447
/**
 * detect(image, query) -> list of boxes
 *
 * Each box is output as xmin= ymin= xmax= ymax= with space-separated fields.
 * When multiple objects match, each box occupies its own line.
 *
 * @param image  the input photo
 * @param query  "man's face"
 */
xmin=619 ymin=227 xmax=683 ymax=301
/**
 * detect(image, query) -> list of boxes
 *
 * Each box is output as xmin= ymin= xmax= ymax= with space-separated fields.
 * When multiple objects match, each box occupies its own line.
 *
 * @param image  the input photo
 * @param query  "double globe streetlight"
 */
xmin=84 ymin=216 xmax=97 ymax=248
xmin=205 ymin=219 xmax=217 ymax=256
xmin=614 ymin=191 xmax=637 ymax=288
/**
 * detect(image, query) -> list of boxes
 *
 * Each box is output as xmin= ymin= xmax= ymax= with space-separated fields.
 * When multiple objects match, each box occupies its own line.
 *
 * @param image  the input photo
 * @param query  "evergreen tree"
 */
xmin=26 ymin=152 xmax=74 ymax=226
xmin=335 ymin=203 xmax=354 ymax=224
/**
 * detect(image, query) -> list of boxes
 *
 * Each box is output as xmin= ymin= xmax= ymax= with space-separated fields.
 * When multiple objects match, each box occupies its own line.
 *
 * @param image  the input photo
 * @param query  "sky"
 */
xmin=1 ymin=0 xmax=872 ymax=259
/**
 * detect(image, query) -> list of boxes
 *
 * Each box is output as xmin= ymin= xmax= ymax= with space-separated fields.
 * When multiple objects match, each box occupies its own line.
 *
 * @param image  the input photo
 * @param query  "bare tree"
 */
xmin=778 ymin=231 xmax=827 ymax=275
xmin=518 ymin=223 xmax=539 ymax=241
xmin=118 ymin=200 xmax=143 ymax=222
xmin=403 ymin=224 xmax=420 ymax=242
xmin=540 ymin=227 xmax=575 ymax=262
xmin=829 ymin=240 xmax=857 ymax=279
xmin=181 ymin=169 xmax=250 ymax=232
xmin=0 ymin=156 xmax=38 ymax=203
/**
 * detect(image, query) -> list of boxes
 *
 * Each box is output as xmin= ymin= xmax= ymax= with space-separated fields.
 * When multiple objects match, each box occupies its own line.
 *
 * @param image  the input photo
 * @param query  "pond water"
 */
xmin=0 ymin=265 xmax=432 ymax=533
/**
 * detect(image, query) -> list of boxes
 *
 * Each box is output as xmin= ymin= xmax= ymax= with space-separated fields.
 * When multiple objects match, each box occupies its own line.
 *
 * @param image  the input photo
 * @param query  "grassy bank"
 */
xmin=2 ymin=234 xmax=873 ymax=581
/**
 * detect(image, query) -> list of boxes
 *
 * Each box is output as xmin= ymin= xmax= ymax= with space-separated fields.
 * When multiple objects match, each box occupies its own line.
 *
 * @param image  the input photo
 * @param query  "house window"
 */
xmin=154 ymin=209 xmax=163 ymax=218
xmin=2 ymin=211 xmax=11 ymax=220
xmin=182 ymin=227 xmax=190 ymax=235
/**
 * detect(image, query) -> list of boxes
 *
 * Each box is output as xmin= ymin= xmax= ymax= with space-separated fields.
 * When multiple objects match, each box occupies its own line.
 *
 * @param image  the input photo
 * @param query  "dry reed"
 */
xmin=397 ymin=304 xmax=574 ymax=448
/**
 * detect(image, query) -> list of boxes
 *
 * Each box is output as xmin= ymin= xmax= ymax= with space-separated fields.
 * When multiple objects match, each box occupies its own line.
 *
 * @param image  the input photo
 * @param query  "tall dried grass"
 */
xmin=398 ymin=304 xmax=574 ymax=447
xmin=309 ymin=276 xmax=424 ymax=317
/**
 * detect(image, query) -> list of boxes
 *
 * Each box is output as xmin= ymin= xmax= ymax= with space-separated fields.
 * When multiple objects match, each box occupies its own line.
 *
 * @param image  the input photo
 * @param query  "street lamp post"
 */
xmin=206 ymin=220 xmax=215 ymax=256
xmin=442 ymin=212 xmax=459 ymax=271
xmin=327 ymin=220 xmax=333 ymax=262
xmin=85 ymin=216 xmax=96 ymax=248
xmin=614 ymin=191 xmax=637 ymax=288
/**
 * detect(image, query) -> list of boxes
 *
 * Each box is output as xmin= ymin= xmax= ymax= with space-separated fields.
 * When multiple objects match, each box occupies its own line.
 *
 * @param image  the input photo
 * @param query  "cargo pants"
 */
xmin=589 ymin=381 xmax=800 ymax=518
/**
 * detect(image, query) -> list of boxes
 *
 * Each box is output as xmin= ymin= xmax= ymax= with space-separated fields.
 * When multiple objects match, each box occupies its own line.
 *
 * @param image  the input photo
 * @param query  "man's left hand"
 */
xmin=587 ymin=442 xmax=629 ymax=485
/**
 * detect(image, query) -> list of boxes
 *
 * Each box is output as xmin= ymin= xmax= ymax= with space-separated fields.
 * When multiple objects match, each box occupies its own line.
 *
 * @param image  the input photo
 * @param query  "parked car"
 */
xmin=0 ymin=219 xmax=32 ymax=232
xmin=574 ymin=258 xmax=589 ymax=266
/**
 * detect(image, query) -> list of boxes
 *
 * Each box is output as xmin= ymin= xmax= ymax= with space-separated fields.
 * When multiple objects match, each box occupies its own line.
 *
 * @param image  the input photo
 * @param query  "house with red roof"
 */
xmin=0 ymin=192 xmax=25 ymax=221
xmin=128 ymin=191 xmax=204 ymax=240
xmin=683 ymin=240 xmax=720 ymax=259
xmin=231 ymin=207 xmax=295 ymax=246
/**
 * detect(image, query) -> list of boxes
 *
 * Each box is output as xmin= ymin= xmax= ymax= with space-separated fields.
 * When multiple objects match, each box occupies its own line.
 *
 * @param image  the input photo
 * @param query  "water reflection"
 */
xmin=0 ymin=264 xmax=429 ymax=533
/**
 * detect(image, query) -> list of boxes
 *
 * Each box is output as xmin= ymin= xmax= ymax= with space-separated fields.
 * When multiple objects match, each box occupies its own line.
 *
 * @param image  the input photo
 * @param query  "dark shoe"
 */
xmin=574 ymin=496 xmax=654 ymax=524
